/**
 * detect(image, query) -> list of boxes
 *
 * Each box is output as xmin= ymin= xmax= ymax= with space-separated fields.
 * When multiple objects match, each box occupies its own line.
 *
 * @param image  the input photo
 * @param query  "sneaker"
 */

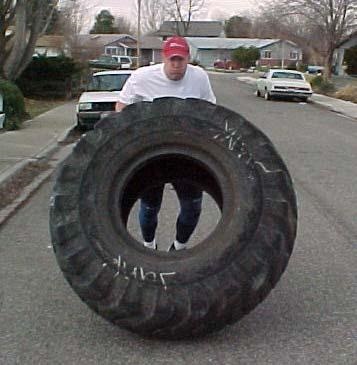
xmin=168 ymin=240 xmax=186 ymax=252
xmin=143 ymin=239 xmax=156 ymax=250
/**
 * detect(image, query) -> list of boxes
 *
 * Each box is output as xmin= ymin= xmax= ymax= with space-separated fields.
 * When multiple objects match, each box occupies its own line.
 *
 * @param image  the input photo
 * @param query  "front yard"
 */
xmin=24 ymin=98 xmax=66 ymax=119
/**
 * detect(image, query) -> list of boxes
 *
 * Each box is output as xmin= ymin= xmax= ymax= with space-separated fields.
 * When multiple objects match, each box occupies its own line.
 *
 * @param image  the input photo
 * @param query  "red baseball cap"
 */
xmin=162 ymin=36 xmax=190 ymax=59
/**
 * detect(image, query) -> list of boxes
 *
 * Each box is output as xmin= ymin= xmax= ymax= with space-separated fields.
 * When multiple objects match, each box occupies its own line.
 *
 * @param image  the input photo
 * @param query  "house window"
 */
xmin=290 ymin=51 xmax=298 ymax=59
xmin=105 ymin=46 xmax=119 ymax=55
xmin=263 ymin=50 xmax=272 ymax=59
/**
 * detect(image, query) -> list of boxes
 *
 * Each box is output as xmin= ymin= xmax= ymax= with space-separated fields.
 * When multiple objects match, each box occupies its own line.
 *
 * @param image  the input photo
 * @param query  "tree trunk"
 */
xmin=0 ymin=12 xmax=6 ymax=78
xmin=4 ymin=0 xmax=27 ymax=80
xmin=0 ymin=0 xmax=57 ymax=81
xmin=323 ymin=40 xmax=335 ymax=80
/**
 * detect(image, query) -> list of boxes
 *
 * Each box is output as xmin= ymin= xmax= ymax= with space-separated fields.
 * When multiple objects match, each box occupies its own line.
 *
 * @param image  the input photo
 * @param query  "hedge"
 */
xmin=16 ymin=55 xmax=82 ymax=99
xmin=0 ymin=79 xmax=27 ymax=129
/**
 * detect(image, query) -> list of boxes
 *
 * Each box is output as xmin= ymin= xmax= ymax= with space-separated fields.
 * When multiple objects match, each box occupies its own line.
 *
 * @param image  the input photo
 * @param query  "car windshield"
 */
xmin=120 ymin=58 xmax=130 ymax=64
xmin=87 ymin=74 xmax=130 ymax=91
xmin=271 ymin=72 xmax=304 ymax=80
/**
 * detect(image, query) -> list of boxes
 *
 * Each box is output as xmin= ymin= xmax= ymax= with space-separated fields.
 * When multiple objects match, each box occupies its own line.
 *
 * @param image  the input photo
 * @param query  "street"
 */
xmin=0 ymin=74 xmax=356 ymax=364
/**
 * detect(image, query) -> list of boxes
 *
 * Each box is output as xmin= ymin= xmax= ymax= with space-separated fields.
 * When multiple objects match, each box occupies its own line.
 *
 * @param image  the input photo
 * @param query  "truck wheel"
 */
xmin=76 ymin=117 xmax=86 ymax=132
xmin=264 ymin=90 xmax=271 ymax=100
xmin=50 ymin=97 xmax=297 ymax=339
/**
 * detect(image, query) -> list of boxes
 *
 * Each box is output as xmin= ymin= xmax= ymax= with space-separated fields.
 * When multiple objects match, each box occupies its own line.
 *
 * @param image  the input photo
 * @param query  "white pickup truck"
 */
xmin=76 ymin=70 xmax=132 ymax=130
xmin=256 ymin=69 xmax=313 ymax=102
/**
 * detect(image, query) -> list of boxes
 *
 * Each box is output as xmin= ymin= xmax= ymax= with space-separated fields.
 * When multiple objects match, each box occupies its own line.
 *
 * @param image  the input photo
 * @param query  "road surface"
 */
xmin=0 ymin=73 xmax=356 ymax=364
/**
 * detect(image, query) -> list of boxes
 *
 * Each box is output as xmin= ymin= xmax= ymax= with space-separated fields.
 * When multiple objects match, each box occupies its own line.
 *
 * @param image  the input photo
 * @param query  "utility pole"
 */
xmin=137 ymin=0 xmax=141 ymax=68
xmin=281 ymin=40 xmax=285 ymax=69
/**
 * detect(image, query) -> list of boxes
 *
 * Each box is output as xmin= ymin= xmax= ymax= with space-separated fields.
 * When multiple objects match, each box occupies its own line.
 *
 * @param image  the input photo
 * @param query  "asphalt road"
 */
xmin=0 ymin=74 xmax=356 ymax=364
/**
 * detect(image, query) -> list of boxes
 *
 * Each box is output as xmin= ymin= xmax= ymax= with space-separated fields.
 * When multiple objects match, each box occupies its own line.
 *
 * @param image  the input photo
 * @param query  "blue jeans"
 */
xmin=138 ymin=182 xmax=203 ymax=243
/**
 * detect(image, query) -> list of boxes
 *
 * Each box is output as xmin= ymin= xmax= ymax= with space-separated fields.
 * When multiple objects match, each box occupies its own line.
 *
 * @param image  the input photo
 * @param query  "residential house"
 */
xmin=186 ymin=37 xmax=303 ymax=68
xmin=34 ymin=35 xmax=69 ymax=57
xmin=71 ymin=34 xmax=162 ymax=66
xmin=104 ymin=35 xmax=163 ymax=65
xmin=103 ymin=34 xmax=137 ymax=57
xmin=152 ymin=21 xmax=224 ymax=39
xmin=334 ymin=31 xmax=357 ymax=75
xmin=73 ymin=34 xmax=132 ymax=61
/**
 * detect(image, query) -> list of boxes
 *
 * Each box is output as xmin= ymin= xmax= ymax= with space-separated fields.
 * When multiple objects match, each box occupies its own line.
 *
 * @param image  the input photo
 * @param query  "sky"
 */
xmin=75 ymin=0 xmax=258 ymax=32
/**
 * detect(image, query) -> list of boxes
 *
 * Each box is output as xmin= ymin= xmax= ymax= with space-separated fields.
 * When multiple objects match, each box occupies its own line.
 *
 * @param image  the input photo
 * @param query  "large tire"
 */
xmin=50 ymin=98 xmax=297 ymax=339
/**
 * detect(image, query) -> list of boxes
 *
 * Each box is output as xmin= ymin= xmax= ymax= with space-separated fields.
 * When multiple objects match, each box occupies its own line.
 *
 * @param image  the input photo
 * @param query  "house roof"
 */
xmin=104 ymin=36 xmax=162 ymax=49
xmin=76 ymin=34 xmax=136 ymax=48
xmin=152 ymin=21 xmax=224 ymax=37
xmin=36 ymin=35 xmax=66 ymax=48
xmin=139 ymin=36 xmax=163 ymax=50
xmin=186 ymin=37 xmax=297 ymax=49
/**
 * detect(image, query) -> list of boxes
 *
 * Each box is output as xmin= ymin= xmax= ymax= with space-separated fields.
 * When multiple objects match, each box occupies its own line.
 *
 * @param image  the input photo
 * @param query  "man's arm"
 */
xmin=115 ymin=71 xmax=138 ymax=111
xmin=200 ymin=69 xmax=216 ymax=104
xmin=115 ymin=101 xmax=127 ymax=112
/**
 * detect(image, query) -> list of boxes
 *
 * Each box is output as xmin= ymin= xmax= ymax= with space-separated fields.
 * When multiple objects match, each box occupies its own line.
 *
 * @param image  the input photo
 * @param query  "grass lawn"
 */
xmin=24 ymin=98 xmax=66 ymax=119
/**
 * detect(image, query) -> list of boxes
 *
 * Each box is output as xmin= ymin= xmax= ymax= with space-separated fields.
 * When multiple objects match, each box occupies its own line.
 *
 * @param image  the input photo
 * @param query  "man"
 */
xmin=116 ymin=36 xmax=216 ymax=251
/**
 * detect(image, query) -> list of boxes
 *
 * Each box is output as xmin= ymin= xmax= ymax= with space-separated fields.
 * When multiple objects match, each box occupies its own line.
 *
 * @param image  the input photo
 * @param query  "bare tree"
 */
xmin=114 ymin=16 xmax=134 ymax=35
xmin=139 ymin=0 xmax=170 ymax=34
xmin=133 ymin=0 xmax=207 ymax=36
xmin=251 ymin=13 xmax=325 ymax=65
xmin=225 ymin=15 xmax=253 ymax=38
xmin=0 ymin=0 xmax=59 ymax=80
xmin=59 ymin=1 xmax=87 ymax=37
xmin=258 ymin=0 xmax=357 ymax=77
xmin=57 ymin=0 xmax=103 ymax=62
xmin=168 ymin=0 xmax=206 ymax=35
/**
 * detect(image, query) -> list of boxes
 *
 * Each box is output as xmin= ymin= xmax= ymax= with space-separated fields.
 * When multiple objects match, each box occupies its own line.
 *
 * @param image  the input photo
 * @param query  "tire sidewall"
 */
xmin=75 ymin=110 xmax=263 ymax=287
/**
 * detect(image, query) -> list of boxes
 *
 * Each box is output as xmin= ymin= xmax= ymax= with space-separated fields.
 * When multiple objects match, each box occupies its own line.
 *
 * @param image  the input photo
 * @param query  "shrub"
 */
xmin=310 ymin=75 xmax=336 ymax=94
xmin=0 ymin=79 xmax=27 ymax=130
xmin=297 ymin=63 xmax=308 ymax=73
xmin=16 ymin=55 xmax=82 ymax=99
xmin=232 ymin=46 xmax=260 ymax=68
xmin=21 ymin=54 xmax=80 ymax=80
xmin=334 ymin=85 xmax=357 ymax=103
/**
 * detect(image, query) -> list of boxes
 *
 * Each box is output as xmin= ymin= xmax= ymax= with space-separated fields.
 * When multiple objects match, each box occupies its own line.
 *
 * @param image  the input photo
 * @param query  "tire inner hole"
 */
xmin=121 ymin=154 xmax=223 ymax=251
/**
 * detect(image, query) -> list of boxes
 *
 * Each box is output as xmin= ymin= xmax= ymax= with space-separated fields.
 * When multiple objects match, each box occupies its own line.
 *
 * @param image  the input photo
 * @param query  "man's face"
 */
xmin=163 ymin=55 xmax=189 ymax=81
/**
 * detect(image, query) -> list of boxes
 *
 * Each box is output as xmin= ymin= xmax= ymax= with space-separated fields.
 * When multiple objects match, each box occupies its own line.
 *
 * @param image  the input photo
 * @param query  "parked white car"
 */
xmin=76 ymin=70 xmax=132 ymax=130
xmin=256 ymin=69 xmax=313 ymax=102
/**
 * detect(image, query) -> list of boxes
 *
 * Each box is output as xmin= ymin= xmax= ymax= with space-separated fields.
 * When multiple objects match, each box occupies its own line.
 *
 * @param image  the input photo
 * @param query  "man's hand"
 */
xmin=115 ymin=101 xmax=127 ymax=112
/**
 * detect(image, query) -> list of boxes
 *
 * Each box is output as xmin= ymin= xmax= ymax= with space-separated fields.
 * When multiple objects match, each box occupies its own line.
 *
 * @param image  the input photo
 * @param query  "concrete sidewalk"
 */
xmin=0 ymin=101 xmax=76 ymax=186
xmin=310 ymin=93 xmax=357 ymax=119
xmin=0 ymin=101 xmax=77 ymax=226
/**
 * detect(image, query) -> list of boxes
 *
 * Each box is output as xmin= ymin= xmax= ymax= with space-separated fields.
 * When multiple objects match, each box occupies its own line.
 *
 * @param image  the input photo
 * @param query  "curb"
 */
xmin=0 ymin=125 xmax=74 ymax=188
xmin=0 ymin=131 xmax=76 ymax=228
xmin=0 ymin=168 xmax=54 ymax=227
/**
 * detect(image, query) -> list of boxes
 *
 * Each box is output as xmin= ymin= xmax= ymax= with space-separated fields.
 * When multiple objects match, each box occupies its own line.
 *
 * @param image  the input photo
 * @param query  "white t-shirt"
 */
xmin=118 ymin=63 xmax=216 ymax=105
